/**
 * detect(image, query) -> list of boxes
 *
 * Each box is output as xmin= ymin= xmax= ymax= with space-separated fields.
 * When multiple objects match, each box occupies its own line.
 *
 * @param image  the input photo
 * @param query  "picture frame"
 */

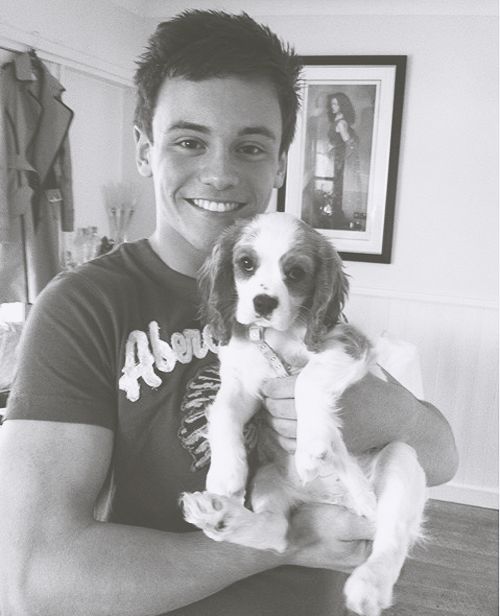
xmin=277 ymin=56 xmax=407 ymax=263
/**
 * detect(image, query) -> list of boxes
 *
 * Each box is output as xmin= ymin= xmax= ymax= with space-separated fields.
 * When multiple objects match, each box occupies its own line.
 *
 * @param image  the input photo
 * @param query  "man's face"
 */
xmin=136 ymin=75 xmax=287 ymax=267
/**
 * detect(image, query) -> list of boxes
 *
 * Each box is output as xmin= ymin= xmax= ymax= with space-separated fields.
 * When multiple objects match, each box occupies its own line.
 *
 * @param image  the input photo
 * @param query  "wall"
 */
xmin=62 ymin=69 xmax=125 ymax=235
xmin=61 ymin=74 xmax=154 ymax=242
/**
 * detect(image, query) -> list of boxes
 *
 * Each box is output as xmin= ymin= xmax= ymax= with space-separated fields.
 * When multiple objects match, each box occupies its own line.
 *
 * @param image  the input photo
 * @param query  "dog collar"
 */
xmin=248 ymin=325 xmax=290 ymax=377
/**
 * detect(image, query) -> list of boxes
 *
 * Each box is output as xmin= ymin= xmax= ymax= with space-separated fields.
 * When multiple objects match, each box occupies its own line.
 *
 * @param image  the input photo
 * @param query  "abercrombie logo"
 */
xmin=119 ymin=321 xmax=218 ymax=401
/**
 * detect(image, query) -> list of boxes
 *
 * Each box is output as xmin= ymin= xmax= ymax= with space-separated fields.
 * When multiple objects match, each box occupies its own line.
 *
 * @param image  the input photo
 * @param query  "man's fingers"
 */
xmin=261 ymin=375 xmax=297 ymax=398
xmin=275 ymin=435 xmax=296 ymax=453
xmin=262 ymin=397 xmax=297 ymax=419
xmin=299 ymin=503 xmax=376 ymax=541
xmin=336 ymin=511 xmax=376 ymax=541
xmin=335 ymin=540 xmax=373 ymax=573
xmin=262 ymin=413 xmax=297 ymax=438
xmin=339 ymin=517 xmax=376 ymax=541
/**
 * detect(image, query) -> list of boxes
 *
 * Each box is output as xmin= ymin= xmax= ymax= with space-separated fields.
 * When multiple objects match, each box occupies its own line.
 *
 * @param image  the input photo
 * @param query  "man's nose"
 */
xmin=253 ymin=294 xmax=279 ymax=317
xmin=199 ymin=149 xmax=239 ymax=191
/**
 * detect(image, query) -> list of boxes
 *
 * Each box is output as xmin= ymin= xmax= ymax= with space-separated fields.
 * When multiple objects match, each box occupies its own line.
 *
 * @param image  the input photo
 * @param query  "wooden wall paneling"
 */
xmin=346 ymin=291 xmax=498 ymax=508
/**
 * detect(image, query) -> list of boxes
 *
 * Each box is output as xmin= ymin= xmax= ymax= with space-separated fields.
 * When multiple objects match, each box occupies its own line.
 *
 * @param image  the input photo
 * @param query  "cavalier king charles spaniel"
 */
xmin=181 ymin=212 xmax=426 ymax=616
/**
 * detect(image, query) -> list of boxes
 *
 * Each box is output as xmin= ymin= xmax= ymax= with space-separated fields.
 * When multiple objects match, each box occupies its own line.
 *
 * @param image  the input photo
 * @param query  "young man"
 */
xmin=0 ymin=11 xmax=457 ymax=616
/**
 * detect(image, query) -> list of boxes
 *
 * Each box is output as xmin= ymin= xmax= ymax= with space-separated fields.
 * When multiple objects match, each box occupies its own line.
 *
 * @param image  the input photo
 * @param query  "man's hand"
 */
xmin=261 ymin=377 xmax=374 ymax=573
xmin=261 ymin=372 xmax=458 ymax=486
xmin=286 ymin=503 xmax=374 ymax=573
xmin=260 ymin=375 xmax=298 ymax=452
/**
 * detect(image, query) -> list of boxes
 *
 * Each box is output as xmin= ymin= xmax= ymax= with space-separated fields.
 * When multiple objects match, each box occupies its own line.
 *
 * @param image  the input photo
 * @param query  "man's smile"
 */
xmin=188 ymin=198 xmax=245 ymax=213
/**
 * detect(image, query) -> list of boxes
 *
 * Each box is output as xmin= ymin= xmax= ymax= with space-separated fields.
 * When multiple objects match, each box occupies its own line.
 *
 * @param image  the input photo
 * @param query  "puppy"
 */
xmin=181 ymin=212 xmax=427 ymax=616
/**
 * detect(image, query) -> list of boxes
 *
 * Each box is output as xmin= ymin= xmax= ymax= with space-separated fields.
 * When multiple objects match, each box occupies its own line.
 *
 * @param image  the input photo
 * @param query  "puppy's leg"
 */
xmin=344 ymin=442 xmax=427 ymax=616
xmin=181 ymin=464 xmax=294 ymax=552
xmin=294 ymin=349 xmax=375 ymax=517
xmin=205 ymin=384 xmax=260 ymax=499
xmin=323 ymin=429 xmax=377 ymax=519
xmin=246 ymin=463 xmax=300 ymax=552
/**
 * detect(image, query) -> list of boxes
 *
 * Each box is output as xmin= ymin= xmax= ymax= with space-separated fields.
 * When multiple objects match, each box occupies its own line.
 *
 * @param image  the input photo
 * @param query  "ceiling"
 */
xmin=108 ymin=0 xmax=498 ymax=19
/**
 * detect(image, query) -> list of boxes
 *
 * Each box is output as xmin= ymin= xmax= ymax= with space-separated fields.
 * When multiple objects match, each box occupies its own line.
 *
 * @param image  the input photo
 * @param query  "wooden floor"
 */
xmin=384 ymin=499 xmax=498 ymax=616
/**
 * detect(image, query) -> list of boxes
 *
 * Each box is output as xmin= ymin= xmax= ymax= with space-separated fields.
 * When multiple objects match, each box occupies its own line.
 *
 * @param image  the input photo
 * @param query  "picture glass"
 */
xmin=278 ymin=58 xmax=406 ymax=263
xmin=301 ymin=83 xmax=376 ymax=234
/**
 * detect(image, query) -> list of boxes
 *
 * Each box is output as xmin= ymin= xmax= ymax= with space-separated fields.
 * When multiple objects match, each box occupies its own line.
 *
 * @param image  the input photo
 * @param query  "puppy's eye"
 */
xmin=287 ymin=266 xmax=306 ymax=282
xmin=239 ymin=256 xmax=255 ymax=273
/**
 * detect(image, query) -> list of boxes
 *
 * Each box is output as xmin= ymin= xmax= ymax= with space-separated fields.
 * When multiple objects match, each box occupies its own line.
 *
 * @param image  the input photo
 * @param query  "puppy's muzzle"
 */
xmin=253 ymin=294 xmax=279 ymax=317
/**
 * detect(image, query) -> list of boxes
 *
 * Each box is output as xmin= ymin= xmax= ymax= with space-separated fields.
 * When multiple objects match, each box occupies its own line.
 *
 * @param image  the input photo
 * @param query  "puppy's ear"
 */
xmin=304 ymin=234 xmax=349 ymax=352
xmin=197 ymin=223 xmax=243 ymax=345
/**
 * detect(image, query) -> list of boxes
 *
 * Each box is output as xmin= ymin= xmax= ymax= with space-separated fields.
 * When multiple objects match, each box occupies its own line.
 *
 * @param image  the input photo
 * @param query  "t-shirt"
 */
xmin=6 ymin=239 xmax=349 ymax=615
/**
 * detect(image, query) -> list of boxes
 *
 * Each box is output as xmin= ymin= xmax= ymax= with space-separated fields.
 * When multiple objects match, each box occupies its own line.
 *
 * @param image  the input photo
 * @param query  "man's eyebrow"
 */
xmin=167 ymin=121 xmax=210 ymax=133
xmin=166 ymin=121 xmax=277 ymax=141
xmin=238 ymin=126 xmax=277 ymax=141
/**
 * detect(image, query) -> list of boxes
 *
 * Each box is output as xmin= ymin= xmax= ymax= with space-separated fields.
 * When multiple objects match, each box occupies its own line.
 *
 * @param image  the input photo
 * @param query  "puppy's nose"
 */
xmin=253 ymin=294 xmax=278 ymax=317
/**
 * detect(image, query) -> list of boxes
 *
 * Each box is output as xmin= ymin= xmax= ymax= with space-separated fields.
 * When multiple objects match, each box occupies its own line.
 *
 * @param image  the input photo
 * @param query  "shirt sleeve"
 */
xmin=5 ymin=269 xmax=117 ymax=430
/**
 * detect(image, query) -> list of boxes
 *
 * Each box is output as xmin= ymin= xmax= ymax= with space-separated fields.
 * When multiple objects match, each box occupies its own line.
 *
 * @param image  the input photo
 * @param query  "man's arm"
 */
xmin=0 ymin=420 xmax=279 ymax=616
xmin=261 ymin=372 xmax=459 ymax=487
xmin=0 ymin=419 xmax=372 ymax=616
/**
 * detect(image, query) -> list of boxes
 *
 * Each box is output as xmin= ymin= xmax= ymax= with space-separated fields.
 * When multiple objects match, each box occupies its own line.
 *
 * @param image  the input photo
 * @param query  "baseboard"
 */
xmin=429 ymin=482 xmax=499 ymax=509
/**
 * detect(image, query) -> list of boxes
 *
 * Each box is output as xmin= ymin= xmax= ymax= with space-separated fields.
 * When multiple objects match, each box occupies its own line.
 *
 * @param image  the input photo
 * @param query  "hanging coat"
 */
xmin=0 ymin=51 xmax=74 ymax=303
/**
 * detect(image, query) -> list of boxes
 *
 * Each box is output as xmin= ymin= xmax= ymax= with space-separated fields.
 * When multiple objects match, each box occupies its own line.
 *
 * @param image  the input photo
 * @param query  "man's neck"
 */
xmin=148 ymin=227 xmax=206 ymax=278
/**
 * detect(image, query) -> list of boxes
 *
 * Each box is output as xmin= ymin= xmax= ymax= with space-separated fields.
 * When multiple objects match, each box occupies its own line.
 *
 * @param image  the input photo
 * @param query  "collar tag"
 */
xmin=248 ymin=325 xmax=264 ymax=342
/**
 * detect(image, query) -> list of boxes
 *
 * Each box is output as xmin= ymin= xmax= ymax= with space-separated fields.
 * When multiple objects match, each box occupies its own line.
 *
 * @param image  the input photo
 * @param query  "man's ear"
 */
xmin=134 ymin=126 xmax=152 ymax=178
xmin=273 ymin=152 xmax=288 ymax=189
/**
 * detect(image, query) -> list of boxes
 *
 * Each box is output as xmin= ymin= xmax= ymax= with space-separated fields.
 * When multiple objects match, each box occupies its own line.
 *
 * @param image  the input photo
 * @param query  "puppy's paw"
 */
xmin=206 ymin=459 xmax=247 ymax=499
xmin=294 ymin=440 xmax=331 ymax=484
xmin=180 ymin=492 xmax=289 ymax=552
xmin=344 ymin=561 xmax=395 ymax=616
xmin=180 ymin=491 xmax=242 ymax=541
xmin=346 ymin=487 xmax=377 ymax=520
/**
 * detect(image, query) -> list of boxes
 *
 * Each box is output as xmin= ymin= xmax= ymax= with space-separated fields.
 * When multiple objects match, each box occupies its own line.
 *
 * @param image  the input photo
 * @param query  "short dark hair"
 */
xmin=134 ymin=10 xmax=302 ymax=153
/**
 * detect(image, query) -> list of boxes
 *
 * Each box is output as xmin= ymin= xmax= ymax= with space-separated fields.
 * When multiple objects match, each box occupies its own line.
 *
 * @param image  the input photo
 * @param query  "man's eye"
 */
xmin=239 ymin=256 xmax=255 ymax=272
xmin=287 ymin=266 xmax=305 ymax=282
xmin=239 ymin=144 xmax=264 ymax=156
xmin=176 ymin=139 xmax=203 ymax=150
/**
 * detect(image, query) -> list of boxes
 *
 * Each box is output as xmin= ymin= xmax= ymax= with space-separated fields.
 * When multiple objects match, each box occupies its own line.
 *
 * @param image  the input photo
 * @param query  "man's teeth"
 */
xmin=192 ymin=199 xmax=242 ymax=213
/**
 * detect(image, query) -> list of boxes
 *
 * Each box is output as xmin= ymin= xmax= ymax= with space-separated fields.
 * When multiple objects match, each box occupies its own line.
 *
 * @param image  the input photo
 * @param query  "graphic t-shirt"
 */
xmin=6 ymin=239 xmax=347 ymax=615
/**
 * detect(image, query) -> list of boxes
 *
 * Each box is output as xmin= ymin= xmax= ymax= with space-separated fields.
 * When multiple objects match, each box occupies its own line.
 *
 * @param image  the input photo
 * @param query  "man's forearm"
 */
xmin=340 ymin=373 xmax=458 ymax=486
xmin=0 ymin=422 xmax=281 ymax=616
xmin=18 ymin=522 xmax=283 ymax=616
xmin=404 ymin=399 xmax=459 ymax=486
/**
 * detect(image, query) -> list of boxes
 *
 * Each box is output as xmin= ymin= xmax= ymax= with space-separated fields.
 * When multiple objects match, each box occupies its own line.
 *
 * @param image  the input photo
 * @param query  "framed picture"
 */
xmin=277 ymin=56 xmax=406 ymax=263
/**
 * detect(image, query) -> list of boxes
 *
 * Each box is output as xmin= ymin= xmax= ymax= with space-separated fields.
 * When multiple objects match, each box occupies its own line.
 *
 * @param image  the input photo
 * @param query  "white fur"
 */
xmin=181 ymin=212 xmax=427 ymax=616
